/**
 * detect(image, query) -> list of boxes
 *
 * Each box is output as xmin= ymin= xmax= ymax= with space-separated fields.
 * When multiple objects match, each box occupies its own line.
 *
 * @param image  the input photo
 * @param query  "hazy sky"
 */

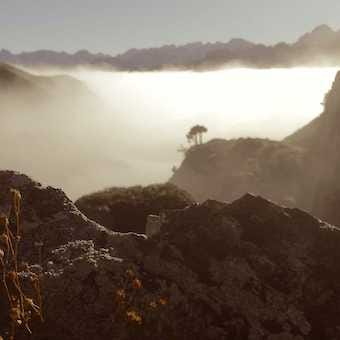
xmin=1 ymin=0 xmax=340 ymax=55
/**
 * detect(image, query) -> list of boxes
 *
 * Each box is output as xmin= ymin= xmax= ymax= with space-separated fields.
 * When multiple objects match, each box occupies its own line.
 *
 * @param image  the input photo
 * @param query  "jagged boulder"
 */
xmin=1 ymin=171 xmax=340 ymax=339
xmin=0 ymin=171 xmax=145 ymax=264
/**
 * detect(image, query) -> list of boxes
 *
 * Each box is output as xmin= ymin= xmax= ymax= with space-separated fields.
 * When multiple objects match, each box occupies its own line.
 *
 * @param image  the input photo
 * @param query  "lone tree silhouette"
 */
xmin=197 ymin=125 xmax=208 ymax=144
xmin=187 ymin=125 xmax=208 ymax=145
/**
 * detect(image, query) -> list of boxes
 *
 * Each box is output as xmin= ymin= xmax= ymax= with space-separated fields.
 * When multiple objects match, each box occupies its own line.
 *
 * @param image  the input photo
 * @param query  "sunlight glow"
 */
xmin=75 ymin=67 xmax=338 ymax=141
xmin=21 ymin=67 xmax=339 ymax=197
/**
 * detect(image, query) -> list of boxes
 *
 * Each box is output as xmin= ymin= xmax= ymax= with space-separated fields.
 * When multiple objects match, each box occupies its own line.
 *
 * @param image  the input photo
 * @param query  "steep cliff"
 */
xmin=285 ymin=71 xmax=340 ymax=224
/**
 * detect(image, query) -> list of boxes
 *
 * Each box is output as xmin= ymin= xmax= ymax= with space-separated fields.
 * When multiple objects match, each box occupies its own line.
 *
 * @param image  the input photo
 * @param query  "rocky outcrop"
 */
xmin=0 ymin=171 xmax=145 ymax=264
xmin=75 ymin=183 xmax=194 ymax=234
xmin=170 ymin=138 xmax=305 ymax=207
xmin=1 ymin=171 xmax=340 ymax=339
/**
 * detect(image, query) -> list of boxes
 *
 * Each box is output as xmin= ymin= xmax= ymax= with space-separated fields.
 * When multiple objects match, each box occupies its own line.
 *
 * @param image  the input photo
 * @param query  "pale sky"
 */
xmin=1 ymin=0 xmax=340 ymax=55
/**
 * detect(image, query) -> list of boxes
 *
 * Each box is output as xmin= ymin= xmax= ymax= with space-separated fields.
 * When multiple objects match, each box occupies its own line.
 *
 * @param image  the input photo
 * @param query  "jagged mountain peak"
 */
xmin=226 ymin=38 xmax=254 ymax=50
xmin=2 ymin=24 xmax=340 ymax=69
xmin=296 ymin=24 xmax=338 ymax=46
xmin=312 ymin=24 xmax=334 ymax=34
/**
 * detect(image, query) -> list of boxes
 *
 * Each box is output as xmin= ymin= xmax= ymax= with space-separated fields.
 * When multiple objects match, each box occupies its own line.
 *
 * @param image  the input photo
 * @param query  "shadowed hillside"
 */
xmin=170 ymin=138 xmax=305 ymax=206
xmin=75 ymin=183 xmax=195 ymax=233
xmin=0 ymin=63 xmax=100 ymax=109
xmin=284 ymin=71 xmax=340 ymax=225
xmin=0 ymin=64 xmax=120 ymax=199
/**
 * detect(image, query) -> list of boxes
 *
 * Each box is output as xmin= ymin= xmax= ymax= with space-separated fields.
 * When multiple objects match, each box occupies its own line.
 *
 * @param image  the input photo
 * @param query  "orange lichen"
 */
xmin=159 ymin=297 xmax=167 ymax=306
xmin=132 ymin=278 xmax=142 ymax=289
xmin=116 ymin=289 xmax=126 ymax=300
xmin=126 ymin=310 xmax=142 ymax=324
xmin=149 ymin=301 xmax=157 ymax=309
xmin=126 ymin=269 xmax=134 ymax=278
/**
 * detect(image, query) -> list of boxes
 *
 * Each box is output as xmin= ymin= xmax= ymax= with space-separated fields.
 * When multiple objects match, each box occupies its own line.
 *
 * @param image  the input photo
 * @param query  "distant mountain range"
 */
xmin=0 ymin=49 xmax=111 ymax=68
xmin=2 ymin=25 xmax=340 ymax=70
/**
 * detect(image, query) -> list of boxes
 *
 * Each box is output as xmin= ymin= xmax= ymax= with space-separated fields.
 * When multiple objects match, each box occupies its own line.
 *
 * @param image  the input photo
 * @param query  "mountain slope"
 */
xmin=284 ymin=71 xmax=340 ymax=224
xmin=171 ymin=70 xmax=340 ymax=226
xmin=0 ymin=63 xmax=107 ymax=124
xmin=0 ymin=64 xmax=115 ymax=199
xmin=170 ymin=138 xmax=305 ymax=206
xmin=0 ymin=63 xmax=95 ymax=104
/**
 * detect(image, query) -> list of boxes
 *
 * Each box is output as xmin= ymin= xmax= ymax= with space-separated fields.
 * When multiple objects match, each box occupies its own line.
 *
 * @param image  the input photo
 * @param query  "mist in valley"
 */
xmin=1 ymin=66 xmax=337 ymax=199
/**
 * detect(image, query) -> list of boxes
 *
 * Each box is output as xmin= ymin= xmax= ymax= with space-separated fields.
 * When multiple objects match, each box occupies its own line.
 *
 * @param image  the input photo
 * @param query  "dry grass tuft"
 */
xmin=0 ymin=189 xmax=43 ymax=340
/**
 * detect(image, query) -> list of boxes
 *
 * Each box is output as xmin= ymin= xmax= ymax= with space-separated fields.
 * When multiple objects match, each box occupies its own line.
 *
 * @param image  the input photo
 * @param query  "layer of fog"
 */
xmin=2 ymin=67 xmax=338 ymax=199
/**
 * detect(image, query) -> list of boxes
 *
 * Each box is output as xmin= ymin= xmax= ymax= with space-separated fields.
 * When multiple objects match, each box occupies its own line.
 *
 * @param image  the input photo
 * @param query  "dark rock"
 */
xmin=75 ymin=183 xmax=195 ymax=234
xmin=1 ymin=172 xmax=340 ymax=339
xmin=0 ymin=171 xmax=145 ymax=264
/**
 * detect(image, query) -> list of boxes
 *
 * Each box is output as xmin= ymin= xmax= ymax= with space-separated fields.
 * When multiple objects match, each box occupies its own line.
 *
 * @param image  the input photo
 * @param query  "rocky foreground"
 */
xmin=1 ymin=171 xmax=340 ymax=339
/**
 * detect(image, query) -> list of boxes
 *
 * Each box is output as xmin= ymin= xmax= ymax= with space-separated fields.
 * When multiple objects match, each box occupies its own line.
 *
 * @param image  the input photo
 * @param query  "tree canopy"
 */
xmin=186 ymin=125 xmax=208 ymax=145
